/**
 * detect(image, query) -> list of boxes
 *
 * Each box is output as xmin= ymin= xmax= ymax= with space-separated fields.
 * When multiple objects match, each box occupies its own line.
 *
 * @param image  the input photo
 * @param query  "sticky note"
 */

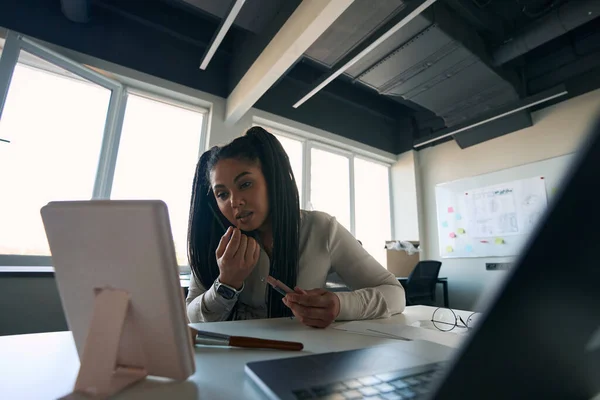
xmin=441 ymin=221 xmax=448 ymax=228
xmin=449 ymin=232 xmax=456 ymax=238
xmin=495 ymin=238 xmax=505 ymax=244
xmin=465 ymin=245 xmax=473 ymax=253
xmin=551 ymin=187 xmax=558 ymax=195
xmin=448 ymin=207 xmax=454 ymax=213
xmin=480 ymin=240 xmax=489 ymax=244
xmin=455 ymin=213 xmax=462 ymax=220
xmin=446 ymin=246 xmax=454 ymax=253
xmin=457 ymin=228 xmax=465 ymax=234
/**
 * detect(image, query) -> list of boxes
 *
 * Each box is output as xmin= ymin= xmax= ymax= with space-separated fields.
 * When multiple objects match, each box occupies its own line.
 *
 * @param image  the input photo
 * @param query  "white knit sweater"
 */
xmin=186 ymin=210 xmax=405 ymax=322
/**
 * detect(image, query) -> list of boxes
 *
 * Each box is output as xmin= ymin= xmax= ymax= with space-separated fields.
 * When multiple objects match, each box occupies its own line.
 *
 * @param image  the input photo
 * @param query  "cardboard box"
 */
xmin=386 ymin=241 xmax=420 ymax=277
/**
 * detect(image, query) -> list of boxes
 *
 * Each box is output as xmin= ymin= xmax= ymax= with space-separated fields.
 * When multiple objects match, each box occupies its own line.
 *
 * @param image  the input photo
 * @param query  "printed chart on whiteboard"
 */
xmin=435 ymin=176 xmax=548 ymax=258
xmin=465 ymin=179 xmax=547 ymax=238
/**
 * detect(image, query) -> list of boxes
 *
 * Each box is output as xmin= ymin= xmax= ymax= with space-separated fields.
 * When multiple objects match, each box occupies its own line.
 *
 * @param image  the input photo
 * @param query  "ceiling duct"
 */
xmin=343 ymin=3 xmax=520 ymax=130
xmin=61 ymin=0 xmax=91 ymax=23
xmin=493 ymin=0 xmax=600 ymax=66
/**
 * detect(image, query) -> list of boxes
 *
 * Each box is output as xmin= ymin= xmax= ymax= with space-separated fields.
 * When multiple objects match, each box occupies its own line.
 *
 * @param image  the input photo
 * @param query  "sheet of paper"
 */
xmin=333 ymin=321 xmax=465 ymax=348
xmin=332 ymin=321 xmax=408 ymax=339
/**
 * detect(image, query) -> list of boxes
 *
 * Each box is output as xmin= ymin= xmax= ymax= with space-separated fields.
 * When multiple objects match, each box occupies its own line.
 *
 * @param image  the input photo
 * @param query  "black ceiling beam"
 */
xmin=444 ymin=0 xmax=505 ymax=41
xmin=0 ymin=0 xmax=232 ymax=97
xmin=414 ymin=84 xmax=568 ymax=148
xmin=93 ymin=0 xmax=238 ymax=55
xmin=255 ymin=75 xmax=414 ymax=154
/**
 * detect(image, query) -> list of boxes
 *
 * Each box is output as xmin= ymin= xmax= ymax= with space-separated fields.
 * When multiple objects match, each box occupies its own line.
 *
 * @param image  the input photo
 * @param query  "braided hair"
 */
xmin=187 ymin=126 xmax=300 ymax=318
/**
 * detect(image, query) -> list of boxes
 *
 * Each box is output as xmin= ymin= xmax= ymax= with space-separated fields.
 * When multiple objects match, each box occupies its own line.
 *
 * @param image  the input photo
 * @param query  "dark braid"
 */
xmin=187 ymin=126 xmax=300 ymax=318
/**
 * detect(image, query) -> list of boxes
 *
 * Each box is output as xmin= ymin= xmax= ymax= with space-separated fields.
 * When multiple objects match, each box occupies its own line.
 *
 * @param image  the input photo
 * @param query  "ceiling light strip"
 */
xmin=199 ymin=0 xmax=246 ymax=70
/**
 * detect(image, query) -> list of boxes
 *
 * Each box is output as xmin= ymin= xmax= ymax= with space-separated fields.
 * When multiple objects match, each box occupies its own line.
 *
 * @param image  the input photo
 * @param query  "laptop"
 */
xmin=245 ymin=116 xmax=600 ymax=400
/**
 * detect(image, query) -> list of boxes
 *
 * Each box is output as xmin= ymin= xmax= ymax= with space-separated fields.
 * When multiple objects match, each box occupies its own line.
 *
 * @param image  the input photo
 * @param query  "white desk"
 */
xmin=0 ymin=306 xmax=457 ymax=400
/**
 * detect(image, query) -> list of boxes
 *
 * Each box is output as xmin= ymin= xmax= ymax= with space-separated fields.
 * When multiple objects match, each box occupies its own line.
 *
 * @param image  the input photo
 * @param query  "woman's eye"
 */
xmin=240 ymin=182 xmax=252 ymax=189
xmin=216 ymin=192 xmax=228 ymax=200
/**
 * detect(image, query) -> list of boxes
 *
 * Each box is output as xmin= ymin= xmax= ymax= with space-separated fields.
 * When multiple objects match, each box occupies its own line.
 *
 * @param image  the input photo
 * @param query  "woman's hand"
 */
xmin=216 ymin=227 xmax=260 ymax=289
xmin=283 ymin=288 xmax=341 ymax=328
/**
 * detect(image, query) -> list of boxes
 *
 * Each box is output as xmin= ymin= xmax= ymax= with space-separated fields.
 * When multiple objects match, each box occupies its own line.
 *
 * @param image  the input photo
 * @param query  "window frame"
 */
xmin=0 ymin=31 xmax=208 ymax=270
xmin=254 ymin=119 xmax=395 ymax=240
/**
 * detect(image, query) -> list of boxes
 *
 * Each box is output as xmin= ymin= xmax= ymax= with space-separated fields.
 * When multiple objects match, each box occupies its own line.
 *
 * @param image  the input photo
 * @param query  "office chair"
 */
xmin=404 ymin=260 xmax=442 ymax=306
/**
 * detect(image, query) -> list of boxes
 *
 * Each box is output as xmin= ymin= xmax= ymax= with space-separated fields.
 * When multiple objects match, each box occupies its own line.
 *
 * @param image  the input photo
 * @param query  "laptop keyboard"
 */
xmin=291 ymin=363 xmax=445 ymax=400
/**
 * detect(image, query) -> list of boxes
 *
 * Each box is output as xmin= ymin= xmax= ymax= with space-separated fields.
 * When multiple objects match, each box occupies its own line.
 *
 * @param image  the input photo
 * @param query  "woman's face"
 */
xmin=210 ymin=158 xmax=270 ymax=232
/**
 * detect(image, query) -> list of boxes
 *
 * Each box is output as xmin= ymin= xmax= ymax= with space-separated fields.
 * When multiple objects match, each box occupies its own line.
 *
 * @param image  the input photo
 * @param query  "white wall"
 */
xmin=391 ymin=150 xmax=419 ymax=241
xmin=415 ymin=88 xmax=600 ymax=311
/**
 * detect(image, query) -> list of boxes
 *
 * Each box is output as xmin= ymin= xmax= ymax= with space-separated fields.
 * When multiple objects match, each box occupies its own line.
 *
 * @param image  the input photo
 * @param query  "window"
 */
xmin=0 ymin=57 xmax=111 ymax=256
xmin=0 ymin=33 xmax=207 ymax=268
xmin=261 ymin=122 xmax=393 ymax=266
xmin=273 ymin=133 xmax=304 ymax=205
xmin=110 ymin=94 xmax=204 ymax=264
xmin=310 ymin=147 xmax=351 ymax=231
xmin=354 ymin=158 xmax=391 ymax=265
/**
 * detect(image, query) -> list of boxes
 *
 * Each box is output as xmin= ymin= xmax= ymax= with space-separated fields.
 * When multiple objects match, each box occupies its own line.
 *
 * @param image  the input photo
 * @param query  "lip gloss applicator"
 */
xmin=262 ymin=276 xmax=294 ymax=296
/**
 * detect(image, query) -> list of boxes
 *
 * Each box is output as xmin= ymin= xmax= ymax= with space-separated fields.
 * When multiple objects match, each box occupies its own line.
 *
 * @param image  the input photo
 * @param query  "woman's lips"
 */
xmin=237 ymin=211 xmax=253 ymax=224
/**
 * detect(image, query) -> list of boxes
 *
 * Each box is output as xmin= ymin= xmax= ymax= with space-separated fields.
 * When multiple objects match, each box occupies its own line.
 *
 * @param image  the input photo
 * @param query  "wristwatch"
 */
xmin=214 ymin=278 xmax=244 ymax=300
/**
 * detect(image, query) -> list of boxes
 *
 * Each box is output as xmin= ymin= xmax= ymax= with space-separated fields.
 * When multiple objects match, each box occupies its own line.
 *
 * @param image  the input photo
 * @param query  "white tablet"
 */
xmin=40 ymin=200 xmax=195 ymax=381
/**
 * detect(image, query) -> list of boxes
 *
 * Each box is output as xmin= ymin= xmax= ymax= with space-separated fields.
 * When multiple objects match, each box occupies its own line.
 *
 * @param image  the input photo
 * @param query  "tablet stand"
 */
xmin=72 ymin=288 xmax=147 ymax=398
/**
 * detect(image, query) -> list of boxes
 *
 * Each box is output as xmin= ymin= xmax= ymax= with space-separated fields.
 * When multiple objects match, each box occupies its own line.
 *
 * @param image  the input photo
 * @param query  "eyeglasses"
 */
xmin=431 ymin=307 xmax=481 ymax=332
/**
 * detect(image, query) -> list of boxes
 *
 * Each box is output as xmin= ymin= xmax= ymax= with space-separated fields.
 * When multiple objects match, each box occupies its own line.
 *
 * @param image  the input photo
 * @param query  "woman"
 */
xmin=186 ymin=126 xmax=405 ymax=327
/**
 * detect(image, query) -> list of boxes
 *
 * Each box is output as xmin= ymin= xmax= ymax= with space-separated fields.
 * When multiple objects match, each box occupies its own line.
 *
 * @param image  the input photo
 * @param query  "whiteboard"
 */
xmin=435 ymin=153 xmax=575 ymax=258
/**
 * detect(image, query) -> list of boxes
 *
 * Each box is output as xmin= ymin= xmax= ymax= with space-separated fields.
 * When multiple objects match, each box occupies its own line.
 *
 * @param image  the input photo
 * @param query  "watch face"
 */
xmin=217 ymin=284 xmax=236 ymax=300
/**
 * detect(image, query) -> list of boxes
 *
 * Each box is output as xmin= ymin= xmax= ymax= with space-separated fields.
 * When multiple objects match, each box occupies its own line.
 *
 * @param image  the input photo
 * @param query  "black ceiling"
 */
xmin=0 ymin=0 xmax=599 ymax=154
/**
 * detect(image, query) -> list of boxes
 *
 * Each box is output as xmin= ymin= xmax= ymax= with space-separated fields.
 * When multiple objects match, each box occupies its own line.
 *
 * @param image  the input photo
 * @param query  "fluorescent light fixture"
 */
xmin=199 ymin=0 xmax=246 ymax=70
xmin=293 ymin=0 xmax=437 ymax=108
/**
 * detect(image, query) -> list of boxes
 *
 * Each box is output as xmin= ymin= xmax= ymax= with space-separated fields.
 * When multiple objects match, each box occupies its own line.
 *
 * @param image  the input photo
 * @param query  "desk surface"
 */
xmin=0 ymin=306 xmax=456 ymax=400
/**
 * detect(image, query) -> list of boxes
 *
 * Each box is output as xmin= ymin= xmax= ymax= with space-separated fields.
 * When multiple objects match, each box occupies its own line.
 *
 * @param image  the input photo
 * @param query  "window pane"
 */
xmin=110 ymin=94 xmax=203 ymax=265
xmin=310 ymin=148 xmax=351 ymax=231
xmin=273 ymin=134 xmax=303 ymax=206
xmin=0 ymin=60 xmax=111 ymax=256
xmin=354 ymin=158 xmax=391 ymax=266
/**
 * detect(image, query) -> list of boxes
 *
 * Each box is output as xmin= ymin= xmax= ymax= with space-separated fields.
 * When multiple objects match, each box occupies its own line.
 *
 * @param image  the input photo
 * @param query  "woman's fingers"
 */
xmin=236 ymin=234 xmax=248 ymax=261
xmin=215 ymin=226 xmax=233 ymax=258
xmin=252 ymin=238 xmax=261 ymax=264
xmin=294 ymin=286 xmax=308 ymax=295
xmin=284 ymin=299 xmax=328 ymax=320
xmin=283 ymin=290 xmax=340 ymax=328
xmin=245 ymin=238 xmax=257 ymax=265
xmin=222 ymin=228 xmax=241 ymax=260
xmin=299 ymin=317 xmax=329 ymax=329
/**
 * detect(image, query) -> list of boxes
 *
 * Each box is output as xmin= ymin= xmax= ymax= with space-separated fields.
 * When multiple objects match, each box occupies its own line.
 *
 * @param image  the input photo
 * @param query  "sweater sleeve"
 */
xmin=327 ymin=216 xmax=406 ymax=320
xmin=186 ymin=274 xmax=237 ymax=323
